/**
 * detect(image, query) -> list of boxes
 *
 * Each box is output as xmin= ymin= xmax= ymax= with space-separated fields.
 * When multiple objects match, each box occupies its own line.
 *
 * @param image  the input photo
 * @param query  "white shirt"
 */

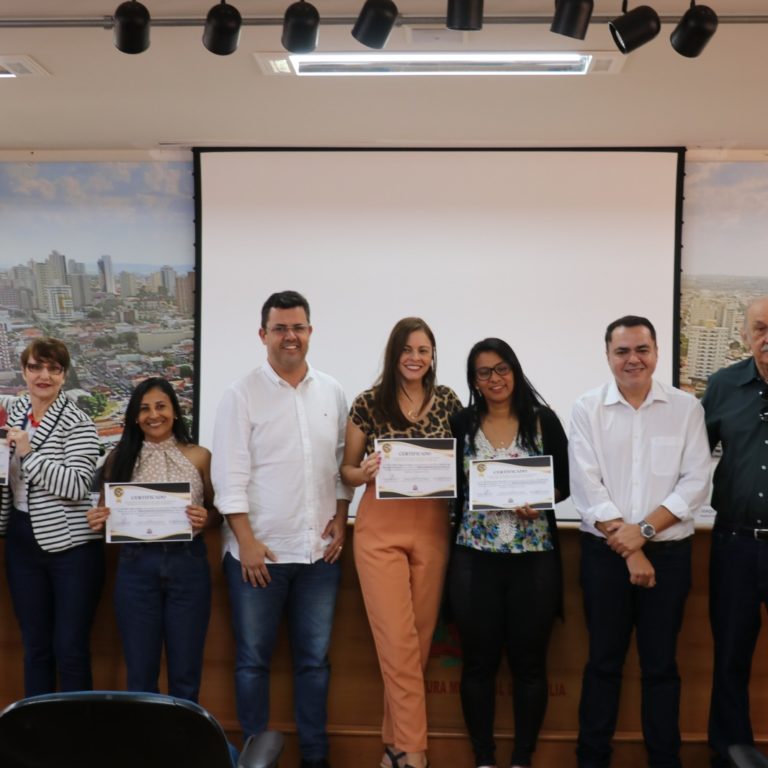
xmin=9 ymin=420 xmax=37 ymax=512
xmin=211 ymin=362 xmax=352 ymax=564
xmin=568 ymin=379 xmax=711 ymax=540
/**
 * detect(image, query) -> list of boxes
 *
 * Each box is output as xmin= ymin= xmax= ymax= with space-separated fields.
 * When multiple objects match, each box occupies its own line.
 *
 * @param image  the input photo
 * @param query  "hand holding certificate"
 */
xmin=469 ymin=456 xmax=555 ymax=512
xmin=375 ymin=437 xmax=456 ymax=499
xmin=105 ymin=481 xmax=193 ymax=543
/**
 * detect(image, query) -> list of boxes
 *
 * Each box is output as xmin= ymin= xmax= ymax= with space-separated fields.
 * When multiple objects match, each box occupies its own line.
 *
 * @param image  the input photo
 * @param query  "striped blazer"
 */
xmin=0 ymin=391 xmax=100 ymax=553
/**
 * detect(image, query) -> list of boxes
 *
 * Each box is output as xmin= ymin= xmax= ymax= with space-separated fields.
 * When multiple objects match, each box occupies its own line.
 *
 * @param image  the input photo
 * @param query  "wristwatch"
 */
xmin=639 ymin=519 xmax=656 ymax=540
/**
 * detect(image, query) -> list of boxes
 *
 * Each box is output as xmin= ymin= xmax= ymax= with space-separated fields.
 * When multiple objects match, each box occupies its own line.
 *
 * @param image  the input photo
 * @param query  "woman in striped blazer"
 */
xmin=1 ymin=337 xmax=103 ymax=696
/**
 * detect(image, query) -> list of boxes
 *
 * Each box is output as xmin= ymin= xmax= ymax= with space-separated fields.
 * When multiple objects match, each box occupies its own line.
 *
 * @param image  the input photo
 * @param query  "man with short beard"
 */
xmin=212 ymin=290 xmax=351 ymax=768
xmin=703 ymin=295 xmax=768 ymax=768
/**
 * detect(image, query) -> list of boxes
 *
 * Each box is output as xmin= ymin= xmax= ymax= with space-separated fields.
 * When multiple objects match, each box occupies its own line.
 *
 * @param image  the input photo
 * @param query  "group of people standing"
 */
xmin=0 ymin=291 xmax=766 ymax=768
xmin=0 ymin=336 xmax=216 ymax=705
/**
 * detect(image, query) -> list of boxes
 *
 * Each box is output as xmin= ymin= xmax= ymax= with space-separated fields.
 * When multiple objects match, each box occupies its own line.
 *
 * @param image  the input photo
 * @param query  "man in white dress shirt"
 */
xmin=569 ymin=315 xmax=711 ymax=768
xmin=211 ymin=290 xmax=351 ymax=768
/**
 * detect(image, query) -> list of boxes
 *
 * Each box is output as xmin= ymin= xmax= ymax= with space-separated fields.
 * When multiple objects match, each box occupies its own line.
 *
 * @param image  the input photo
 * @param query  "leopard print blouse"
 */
xmin=349 ymin=384 xmax=463 ymax=457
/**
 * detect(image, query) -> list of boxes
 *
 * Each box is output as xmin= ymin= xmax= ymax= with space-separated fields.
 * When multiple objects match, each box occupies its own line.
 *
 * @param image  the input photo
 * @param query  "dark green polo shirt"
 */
xmin=703 ymin=357 xmax=768 ymax=527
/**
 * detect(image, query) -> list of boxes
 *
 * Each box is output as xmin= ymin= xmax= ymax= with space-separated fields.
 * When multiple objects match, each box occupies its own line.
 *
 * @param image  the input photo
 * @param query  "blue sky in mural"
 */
xmin=684 ymin=162 xmax=768 ymax=276
xmin=0 ymin=162 xmax=194 ymax=272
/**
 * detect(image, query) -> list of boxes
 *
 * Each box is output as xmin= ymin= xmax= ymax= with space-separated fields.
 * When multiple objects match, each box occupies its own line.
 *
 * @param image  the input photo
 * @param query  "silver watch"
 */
xmin=639 ymin=519 xmax=656 ymax=540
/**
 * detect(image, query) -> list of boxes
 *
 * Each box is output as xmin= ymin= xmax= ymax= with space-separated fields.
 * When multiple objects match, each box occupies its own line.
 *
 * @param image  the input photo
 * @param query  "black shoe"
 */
xmin=300 ymin=760 xmax=330 ymax=768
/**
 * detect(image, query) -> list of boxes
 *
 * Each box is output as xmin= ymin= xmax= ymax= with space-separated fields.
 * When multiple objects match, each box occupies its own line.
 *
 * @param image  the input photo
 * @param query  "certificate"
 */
xmin=375 ymin=437 xmax=456 ymax=500
xmin=469 ymin=456 xmax=555 ymax=511
xmin=105 ymin=482 xmax=192 ymax=543
xmin=0 ymin=428 xmax=8 ymax=486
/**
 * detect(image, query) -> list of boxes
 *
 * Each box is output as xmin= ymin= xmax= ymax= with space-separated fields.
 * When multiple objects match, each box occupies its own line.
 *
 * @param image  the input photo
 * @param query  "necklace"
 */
xmin=400 ymin=389 xmax=422 ymax=421
xmin=481 ymin=415 xmax=518 ymax=450
xmin=28 ymin=410 xmax=43 ymax=428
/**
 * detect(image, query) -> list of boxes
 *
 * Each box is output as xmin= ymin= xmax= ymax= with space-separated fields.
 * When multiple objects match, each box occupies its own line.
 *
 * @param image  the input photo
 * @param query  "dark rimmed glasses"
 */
xmin=25 ymin=362 xmax=64 ymax=376
xmin=266 ymin=324 xmax=309 ymax=336
xmin=475 ymin=363 xmax=512 ymax=381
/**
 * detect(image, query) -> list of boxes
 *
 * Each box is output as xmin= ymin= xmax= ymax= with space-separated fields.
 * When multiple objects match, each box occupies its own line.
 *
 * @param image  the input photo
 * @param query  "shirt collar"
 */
xmin=262 ymin=360 xmax=314 ymax=388
xmin=603 ymin=378 xmax=668 ymax=408
xmin=735 ymin=357 xmax=763 ymax=387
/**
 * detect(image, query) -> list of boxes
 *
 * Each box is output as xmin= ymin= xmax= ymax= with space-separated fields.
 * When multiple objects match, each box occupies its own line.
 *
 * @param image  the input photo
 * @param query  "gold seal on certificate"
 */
xmin=374 ymin=437 xmax=456 ymax=500
xmin=469 ymin=456 xmax=555 ymax=511
xmin=104 ymin=481 xmax=193 ymax=543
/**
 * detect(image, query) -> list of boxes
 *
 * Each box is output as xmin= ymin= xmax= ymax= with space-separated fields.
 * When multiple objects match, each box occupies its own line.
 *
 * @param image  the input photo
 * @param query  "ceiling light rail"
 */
xmin=0 ymin=12 xmax=764 ymax=29
xmin=0 ymin=6 xmax=756 ymax=58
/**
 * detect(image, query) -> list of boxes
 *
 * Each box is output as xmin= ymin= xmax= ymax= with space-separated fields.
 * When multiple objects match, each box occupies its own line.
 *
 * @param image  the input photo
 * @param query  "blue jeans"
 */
xmin=577 ymin=533 xmax=692 ymax=768
xmin=114 ymin=536 xmax=212 ymax=702
xmin=5 ymin=507 xmax=105 ymax=696
xmin=708 ymin=529 xmax=768 ymax=768
xmin=223 ymin=552 xmax=340 ymax=761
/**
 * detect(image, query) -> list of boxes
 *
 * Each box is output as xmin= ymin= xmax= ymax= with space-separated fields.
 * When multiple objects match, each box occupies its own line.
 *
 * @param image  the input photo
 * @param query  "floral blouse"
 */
xmin=456 ymin=428 xmax=553 ymax=554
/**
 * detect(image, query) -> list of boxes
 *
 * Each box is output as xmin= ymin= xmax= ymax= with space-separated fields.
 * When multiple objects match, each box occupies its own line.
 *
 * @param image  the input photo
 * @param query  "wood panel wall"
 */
xmin=1 ymin=526 xmax=767 ymax=767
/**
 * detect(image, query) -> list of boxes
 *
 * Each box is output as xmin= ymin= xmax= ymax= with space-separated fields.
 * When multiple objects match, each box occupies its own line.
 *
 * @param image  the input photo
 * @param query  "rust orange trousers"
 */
xmin=353 ymin=485 xmax=450 ymax=753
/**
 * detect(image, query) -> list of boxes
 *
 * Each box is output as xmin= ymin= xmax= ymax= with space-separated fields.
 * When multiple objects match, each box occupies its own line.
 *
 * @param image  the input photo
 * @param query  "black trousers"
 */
xmin=708 ymin=529 xmax=768 ymax=768
xmin=576 ymin=533 xmax=691 ymax=768
xmin=5 ymin=508 xmax=105 ymax=696
xmin=449 ymin=545 xmax=559 ymax=767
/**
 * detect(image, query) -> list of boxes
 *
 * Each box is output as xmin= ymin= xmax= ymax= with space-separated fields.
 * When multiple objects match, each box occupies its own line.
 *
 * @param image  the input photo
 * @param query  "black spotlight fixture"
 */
xmin=550 ymin=0 xmax=594 ymax=41
xmin=203 ymin=1 xmax=242 ymax=55
xmin=608 ymin=1 xmax=660 ymax=54
xmin=282 ymin=0 xmax=320 ymax=53
xmin=671 ymin=1 xmax=718 ymax=58
xmin=113 ymin=0 xmax=150 ymax=54
xmin=352 ymin=0 xmax=399 ymax=49
xmin=446 ymin=0 xmax=483 ymax=31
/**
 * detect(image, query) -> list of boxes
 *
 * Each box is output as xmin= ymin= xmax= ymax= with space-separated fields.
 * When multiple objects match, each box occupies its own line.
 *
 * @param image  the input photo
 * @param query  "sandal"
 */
xmin=381 ymin=747 xmax=406 ymax=768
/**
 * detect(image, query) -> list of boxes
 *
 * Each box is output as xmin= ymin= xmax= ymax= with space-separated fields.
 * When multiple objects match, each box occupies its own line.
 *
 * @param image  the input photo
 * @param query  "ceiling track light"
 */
xmin=113 ymin=0 xmax=150 ymax=54
xmin=671 ymin=0 xmax=718 ymax=57
xmin=550 ymin=0 xmax=594 ymax=40
xmin=352 ymin=0 xmax=399 ymax=49
xmin=608 ymin=0 xmax=660 ymax=53
xmin=203 ymin=1 xmax=242 ymax=55
xmin=282 ymin=0 xmax=320 ymax=53
xmin=446 ymin=0 xmax=484 ymax=31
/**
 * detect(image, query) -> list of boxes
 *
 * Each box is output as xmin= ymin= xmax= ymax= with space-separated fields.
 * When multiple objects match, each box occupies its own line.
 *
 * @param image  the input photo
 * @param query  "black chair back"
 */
xmin=729 ymin=744 xmax=768 ymax=768
xmin=0 ymin=691 xmax=236 ymax=768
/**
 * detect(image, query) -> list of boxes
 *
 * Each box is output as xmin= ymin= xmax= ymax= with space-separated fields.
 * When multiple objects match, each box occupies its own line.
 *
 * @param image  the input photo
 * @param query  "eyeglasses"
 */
xmin=26 ymin=362 xmax=64 ymax=375
xmin=475 ymin=363 xmax=512 ymax=381
xmin=266 ymin=324 xmax=309 ymax=336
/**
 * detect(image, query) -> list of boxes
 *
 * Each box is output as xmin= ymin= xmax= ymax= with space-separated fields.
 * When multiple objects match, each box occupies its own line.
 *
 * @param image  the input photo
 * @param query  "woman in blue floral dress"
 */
xmin=449 ymin=338 xmax=569 ymax=768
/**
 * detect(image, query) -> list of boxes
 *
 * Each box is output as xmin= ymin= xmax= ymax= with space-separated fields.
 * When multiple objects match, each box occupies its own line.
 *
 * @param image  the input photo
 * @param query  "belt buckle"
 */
xmin=754 ymin=528 xmax=768 ymax=540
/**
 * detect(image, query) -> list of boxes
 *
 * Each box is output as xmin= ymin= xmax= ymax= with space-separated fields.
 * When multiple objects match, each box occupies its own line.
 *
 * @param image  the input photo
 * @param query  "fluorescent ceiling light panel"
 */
xmin=0 ymin=55 xmax=50 ymax=77
xmin=288 ymin=51 xmax=592 ymax=76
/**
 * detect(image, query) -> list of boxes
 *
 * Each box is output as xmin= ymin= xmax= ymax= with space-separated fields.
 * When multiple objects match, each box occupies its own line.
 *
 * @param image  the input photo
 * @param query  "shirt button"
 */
xmin=760 ymin=493 xmax=765 ymax=498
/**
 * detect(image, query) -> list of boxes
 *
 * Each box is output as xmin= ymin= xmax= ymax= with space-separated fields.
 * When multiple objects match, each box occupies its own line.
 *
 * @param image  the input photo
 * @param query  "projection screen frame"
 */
xmin=192 ymin=146 xmax=685 ymax=521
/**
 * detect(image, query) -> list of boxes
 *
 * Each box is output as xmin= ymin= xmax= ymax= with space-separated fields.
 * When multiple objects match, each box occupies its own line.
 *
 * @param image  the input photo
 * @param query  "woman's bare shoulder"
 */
xmin=178 ymin=443 xmax=211 ymax=469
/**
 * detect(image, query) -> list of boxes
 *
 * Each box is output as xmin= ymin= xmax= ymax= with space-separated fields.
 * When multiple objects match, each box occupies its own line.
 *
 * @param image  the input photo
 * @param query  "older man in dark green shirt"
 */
xmin=703 ymin=295 xmax=768 ymax=768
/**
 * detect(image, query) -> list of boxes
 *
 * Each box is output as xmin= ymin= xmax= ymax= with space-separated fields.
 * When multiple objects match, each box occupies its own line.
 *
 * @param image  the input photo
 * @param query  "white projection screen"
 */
xmin=195 ymin=148 xmax=683 ymax=520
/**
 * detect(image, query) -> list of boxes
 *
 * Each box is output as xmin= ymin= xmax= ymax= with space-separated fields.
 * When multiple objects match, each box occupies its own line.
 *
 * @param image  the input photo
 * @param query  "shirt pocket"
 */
xmin=650 ymin=436 xmax=684 ymax=476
